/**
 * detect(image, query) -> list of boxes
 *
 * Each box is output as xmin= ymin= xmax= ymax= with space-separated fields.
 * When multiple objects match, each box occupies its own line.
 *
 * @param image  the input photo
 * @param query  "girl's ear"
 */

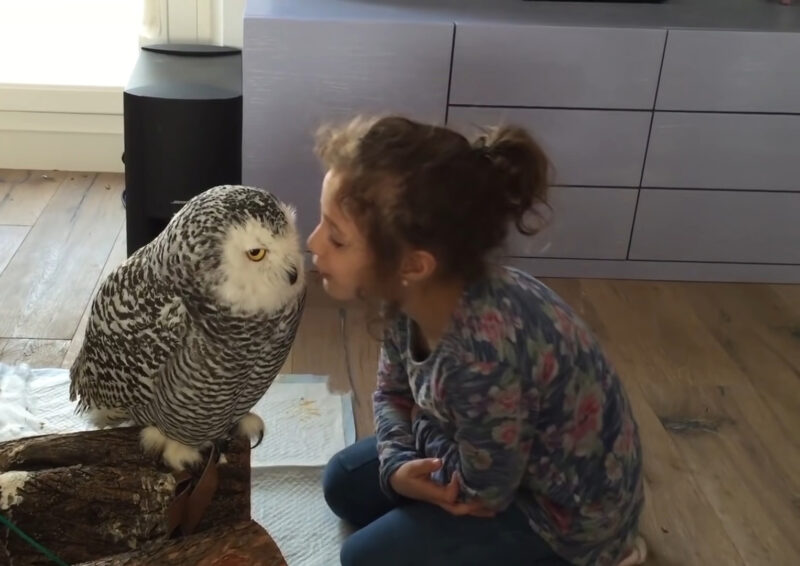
xmin=399 ymin=249 xmax=437 ymax=284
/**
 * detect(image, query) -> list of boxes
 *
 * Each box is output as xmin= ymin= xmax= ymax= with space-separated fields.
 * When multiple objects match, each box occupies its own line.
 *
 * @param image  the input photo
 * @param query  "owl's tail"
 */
xmin=68 ymin=347 xmax=86 ymax=408
xmin=68 ymin=350 xmax=131 ymax=427
xmin=86 ymin=407 xmax=131 ymax=428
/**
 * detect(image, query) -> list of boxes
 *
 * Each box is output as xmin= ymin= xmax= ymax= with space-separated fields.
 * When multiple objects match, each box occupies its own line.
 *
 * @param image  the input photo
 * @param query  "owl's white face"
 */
xmin=215 ymin=203 xmax=305 ymax=314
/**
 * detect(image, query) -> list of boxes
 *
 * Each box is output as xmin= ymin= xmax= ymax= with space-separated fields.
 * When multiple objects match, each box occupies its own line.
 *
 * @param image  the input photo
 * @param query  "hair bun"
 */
xmin=470 ymin=125 xmax=551 ymax=237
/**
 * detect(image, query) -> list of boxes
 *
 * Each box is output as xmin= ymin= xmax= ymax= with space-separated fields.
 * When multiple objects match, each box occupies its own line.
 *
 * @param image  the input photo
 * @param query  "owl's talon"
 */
xmin=251 ymin=429 xmax=264 ymax=449
xmin=237 ymin=412 xmax=265 ymax=449
xmin=213 ymin=438 xmax=230 ymax=456
xmin=162 ymin=440 xmax=203 ymax=472
xmin=140 ymin=426 xmax=202 ymax=472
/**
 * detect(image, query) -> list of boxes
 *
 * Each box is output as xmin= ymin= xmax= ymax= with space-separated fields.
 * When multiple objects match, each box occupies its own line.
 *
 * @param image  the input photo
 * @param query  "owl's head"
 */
xmin=159 ymin=185 xmax=306 ymax=314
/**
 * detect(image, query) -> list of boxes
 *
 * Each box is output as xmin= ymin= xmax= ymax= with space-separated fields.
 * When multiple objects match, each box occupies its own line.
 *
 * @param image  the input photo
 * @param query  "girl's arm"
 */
xmin=413 ymin=411 xmax=457 ymax=465
xmin=373 ymin=332 xmax=419 ymax=499
xmin=439 ymin=360 xmax=531 ymax=512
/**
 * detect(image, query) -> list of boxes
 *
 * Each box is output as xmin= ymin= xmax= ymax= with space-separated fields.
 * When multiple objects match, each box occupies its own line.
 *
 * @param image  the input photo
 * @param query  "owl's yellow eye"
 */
xmin=246 ymin=248 xmax=267 ymax=262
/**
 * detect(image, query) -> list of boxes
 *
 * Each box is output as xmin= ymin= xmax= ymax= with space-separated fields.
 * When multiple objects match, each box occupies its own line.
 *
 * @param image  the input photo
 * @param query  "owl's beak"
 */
xmin=286 ymin=266 xmax=298 ymax=285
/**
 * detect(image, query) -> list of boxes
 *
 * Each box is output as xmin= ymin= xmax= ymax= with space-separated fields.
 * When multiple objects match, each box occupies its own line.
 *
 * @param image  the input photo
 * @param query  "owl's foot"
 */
xmin=237 ymin=412 xmax=265 ymax=449
xmin=87 ymin=407 xmax=130 ymax=428
xmin=140 ymin=426 xmax=203 ymax=471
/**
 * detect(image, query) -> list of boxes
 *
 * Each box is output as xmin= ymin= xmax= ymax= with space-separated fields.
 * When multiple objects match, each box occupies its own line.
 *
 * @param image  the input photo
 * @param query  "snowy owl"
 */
xmin=69 ymin=184 xmax=306 ymax=471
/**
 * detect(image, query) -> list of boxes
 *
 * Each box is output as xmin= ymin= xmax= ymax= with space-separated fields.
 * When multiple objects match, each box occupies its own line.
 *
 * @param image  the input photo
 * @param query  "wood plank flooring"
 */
xmin=0 ymin=171 xmax=125 ymax=339
xmin=1 ymin=168 xmax=798 ymax=565
xmin=556 ymin=279 xmax=800 ymax=565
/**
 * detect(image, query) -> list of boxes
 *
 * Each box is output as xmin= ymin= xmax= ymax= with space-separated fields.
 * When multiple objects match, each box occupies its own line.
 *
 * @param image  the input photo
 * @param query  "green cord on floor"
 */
xmin=0 ymin=512 xmax=69 ymax=565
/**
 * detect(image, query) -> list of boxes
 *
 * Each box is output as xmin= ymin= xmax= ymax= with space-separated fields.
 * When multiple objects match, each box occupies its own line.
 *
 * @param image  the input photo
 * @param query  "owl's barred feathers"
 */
xmin=69 ymin=185 xmax=306 ymax=456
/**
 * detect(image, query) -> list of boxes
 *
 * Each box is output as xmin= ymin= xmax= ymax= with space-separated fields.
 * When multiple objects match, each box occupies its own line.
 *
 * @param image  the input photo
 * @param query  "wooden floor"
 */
xmin=1 ymin=170 xmax=799 ymax=565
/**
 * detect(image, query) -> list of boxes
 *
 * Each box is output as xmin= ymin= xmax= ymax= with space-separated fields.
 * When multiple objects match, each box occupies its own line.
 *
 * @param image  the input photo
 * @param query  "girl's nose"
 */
xmin=306 ymin=225 xmax=319 ymax=252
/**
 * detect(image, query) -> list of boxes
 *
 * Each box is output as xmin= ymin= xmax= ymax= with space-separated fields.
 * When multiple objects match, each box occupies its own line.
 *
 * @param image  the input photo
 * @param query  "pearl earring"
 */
xmin=401 ymin=279 xmax=409 ymax=287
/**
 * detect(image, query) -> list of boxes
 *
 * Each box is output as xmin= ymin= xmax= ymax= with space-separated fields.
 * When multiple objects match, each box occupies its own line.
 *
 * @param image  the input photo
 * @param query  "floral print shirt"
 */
xmin=373 ymin=265 xmax=644 ymax=566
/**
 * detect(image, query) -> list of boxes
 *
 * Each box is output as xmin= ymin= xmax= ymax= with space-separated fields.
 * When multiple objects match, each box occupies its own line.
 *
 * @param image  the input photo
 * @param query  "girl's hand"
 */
xmin=437 ymin=472 xmax=496 ymax=518
xmin=389 ymin=462 xmax=496 ymax=518
xmin=389 ymin=458 xmax=458 ymax=506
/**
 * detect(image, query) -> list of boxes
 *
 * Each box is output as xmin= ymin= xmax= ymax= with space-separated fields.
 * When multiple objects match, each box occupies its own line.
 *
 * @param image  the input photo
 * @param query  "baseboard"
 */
xmin=508 ymin=257 xmax=800 ymax=284
xmin=0 ymin=84 xmax=124 ymax=173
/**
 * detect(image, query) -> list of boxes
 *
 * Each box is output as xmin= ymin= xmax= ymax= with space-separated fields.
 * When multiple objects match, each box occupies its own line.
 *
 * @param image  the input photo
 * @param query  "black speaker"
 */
xmin=123 ymin=44 xmax=242 ymax=256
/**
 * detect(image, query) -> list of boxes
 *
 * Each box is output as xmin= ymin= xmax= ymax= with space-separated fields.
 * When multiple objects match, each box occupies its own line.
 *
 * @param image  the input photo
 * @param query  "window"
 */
xmin=0 ymin=0 xmax=142 ymax=87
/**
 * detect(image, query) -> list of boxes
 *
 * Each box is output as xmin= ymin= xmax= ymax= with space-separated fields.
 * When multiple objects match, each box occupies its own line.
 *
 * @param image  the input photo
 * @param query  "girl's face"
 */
xmin=307 ymin=169 xmax=375 ymax=301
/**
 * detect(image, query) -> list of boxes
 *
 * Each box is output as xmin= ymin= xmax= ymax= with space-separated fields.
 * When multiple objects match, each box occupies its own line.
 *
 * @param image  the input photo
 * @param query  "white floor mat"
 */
xmin=0 ymin=362 xmax=354 ymax=565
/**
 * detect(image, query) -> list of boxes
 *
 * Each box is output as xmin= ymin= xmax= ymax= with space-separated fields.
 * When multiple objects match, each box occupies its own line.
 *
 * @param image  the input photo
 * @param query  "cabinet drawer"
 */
xmin=657 ymin=30 xmax=800 ymax=113
xmin=507 ymin=186 xmax=638 ymax=260
xmin=450 ymin=23 xmax=665 ymax=109
xmin=448 ymin=107 xmax=651 ymax=187
xmin=642 ymin=112 xmax=800 ymax=191
xmin=629 ymin=189 xmax=800 ymax=264
xmin=242 ymin=18 xmax=453 ymax=240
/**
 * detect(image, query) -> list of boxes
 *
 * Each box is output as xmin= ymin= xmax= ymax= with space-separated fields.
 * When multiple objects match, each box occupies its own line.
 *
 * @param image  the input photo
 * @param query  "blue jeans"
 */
xmin=322 ymin=437 xmax=569 ymax=566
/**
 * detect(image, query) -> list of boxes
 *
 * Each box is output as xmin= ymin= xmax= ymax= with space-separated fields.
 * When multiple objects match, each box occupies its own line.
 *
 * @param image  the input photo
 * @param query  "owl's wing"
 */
xmin=232 ymin=286 xmax=307 ymax=421
xmin=69 ymin=259 xmax=188 ymax=413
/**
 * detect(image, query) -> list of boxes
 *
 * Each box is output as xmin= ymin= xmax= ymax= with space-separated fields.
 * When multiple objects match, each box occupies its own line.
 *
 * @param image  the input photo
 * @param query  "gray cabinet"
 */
xmin=242 ymin=17 xmax=454 ymax=238
xmin=450 ymin=23 xmax=665 ymax=109
xmin=507 ymin=187 xmax=638 ymax=260
xmin=243 ymin=1 xmax=800 ymax=282
xmin=657 ymin=30 xmax=800 ymax=113
xmin=643 ymin=113 xmax=800 ymax=191
xmin=630 ymin=189 xmax=800 ymax=264
xmin=447 ymin=107 xmax=651 ymax=187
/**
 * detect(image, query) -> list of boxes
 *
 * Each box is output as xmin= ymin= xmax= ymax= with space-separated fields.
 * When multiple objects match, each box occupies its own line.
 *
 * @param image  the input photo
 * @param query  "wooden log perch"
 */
xmin=0 ymin=426 xmax=275 ymax=566
xmin=75 ymin=519 xmax=287 ymax=566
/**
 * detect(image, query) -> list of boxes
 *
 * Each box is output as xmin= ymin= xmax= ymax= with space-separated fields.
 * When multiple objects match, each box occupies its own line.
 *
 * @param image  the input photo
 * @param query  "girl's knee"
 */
xmin=323 ymin=437 xmax=379 ymax=509
xmin=339 ymin=536 xmax=360 ymax=566
xmin=340 ymin=530 xmax=383 ymax=566
xmin=322 ymin=451 xmax=349 ymax=516
xmin=322 ymin=437 xmax=388 ymax=527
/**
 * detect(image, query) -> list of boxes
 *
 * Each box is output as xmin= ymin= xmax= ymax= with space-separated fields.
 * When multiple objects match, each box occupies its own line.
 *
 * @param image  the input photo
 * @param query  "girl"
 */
xmin=308 ymin=115 xmax=646 ymax=566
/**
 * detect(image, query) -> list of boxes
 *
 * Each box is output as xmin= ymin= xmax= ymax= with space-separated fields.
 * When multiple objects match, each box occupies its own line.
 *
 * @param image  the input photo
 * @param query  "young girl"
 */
xmin=308 ymin=115 xmax=646 ymax=566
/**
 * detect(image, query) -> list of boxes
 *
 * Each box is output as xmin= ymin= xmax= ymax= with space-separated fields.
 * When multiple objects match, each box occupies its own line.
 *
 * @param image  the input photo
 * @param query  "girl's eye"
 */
xmin=329 ymin=236 xmax=344 ymax=249
xmin=246 ymin=248 xmax=267 ymax=261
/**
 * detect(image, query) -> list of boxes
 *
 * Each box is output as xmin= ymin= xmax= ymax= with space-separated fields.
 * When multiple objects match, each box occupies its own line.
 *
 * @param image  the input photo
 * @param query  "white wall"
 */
xmin=0 ymin=0 xmax=245 ymax=173
xmin=0 ymin=84 xmax=124 ymax=172
xmin=148 ymin=0 xmax=245 ymax=47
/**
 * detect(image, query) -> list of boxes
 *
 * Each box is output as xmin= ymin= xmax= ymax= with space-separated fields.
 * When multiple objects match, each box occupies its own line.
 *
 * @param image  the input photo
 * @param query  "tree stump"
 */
xmin=75 ymin=520 xmax=286 ymax=566
xmin=0 ymin=427 xmax=283 ymax=566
